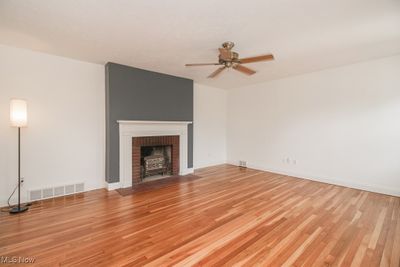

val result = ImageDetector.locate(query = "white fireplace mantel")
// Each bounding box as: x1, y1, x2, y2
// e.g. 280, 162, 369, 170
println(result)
117, 120, 193, 125
118, 120, 193, 188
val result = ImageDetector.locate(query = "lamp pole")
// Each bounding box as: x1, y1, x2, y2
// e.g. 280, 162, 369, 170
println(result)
9, 99, 29, 214
18, 127, 21, 210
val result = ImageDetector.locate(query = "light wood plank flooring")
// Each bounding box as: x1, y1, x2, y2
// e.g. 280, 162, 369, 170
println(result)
1, 165, 399, 266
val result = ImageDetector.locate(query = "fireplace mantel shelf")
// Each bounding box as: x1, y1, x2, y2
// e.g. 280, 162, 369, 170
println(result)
117, 120, 192, 125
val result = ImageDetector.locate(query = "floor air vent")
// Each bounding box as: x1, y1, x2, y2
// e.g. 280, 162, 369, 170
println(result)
29, 189, 42, 201
54, 186, 64, 197
65, 184, 75, 195
28, 183, 85, 201
75, 183, 84, 193
42, 188, 54, 199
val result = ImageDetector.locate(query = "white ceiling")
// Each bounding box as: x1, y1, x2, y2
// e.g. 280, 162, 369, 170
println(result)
1, 0, 399, 89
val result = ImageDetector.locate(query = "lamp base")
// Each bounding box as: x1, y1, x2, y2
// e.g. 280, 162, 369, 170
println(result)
9, 205, 29, 214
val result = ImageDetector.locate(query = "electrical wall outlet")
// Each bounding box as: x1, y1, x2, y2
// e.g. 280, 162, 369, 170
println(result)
282, 157, 297, 165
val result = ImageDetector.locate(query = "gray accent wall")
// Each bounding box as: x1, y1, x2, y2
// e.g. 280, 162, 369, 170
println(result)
105, 62, 193, 183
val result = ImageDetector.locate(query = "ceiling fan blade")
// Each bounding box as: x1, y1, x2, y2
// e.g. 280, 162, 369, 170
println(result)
208, 66, 226, 78
233, 64, 256, 75
185, 63, 221, 66
239, 54, 274, 64
219, 48, 232, 61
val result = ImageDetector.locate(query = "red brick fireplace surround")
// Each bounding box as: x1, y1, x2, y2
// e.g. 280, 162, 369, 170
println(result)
132, 135, 179, 184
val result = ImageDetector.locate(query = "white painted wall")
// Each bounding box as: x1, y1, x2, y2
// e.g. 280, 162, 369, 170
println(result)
193, 83, 227, 168
227, 55, 400, 196
2, 43, 397, 206
0, 45, 105, 206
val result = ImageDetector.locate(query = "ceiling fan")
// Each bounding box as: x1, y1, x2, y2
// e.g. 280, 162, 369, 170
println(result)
185, 41, 274, 78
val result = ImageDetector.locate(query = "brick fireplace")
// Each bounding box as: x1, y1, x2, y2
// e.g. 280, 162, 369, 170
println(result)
132, 135, 179, 184
117, 120, 193, 188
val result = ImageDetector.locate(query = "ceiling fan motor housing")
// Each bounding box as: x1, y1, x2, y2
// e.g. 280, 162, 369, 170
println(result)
222, 41, 235, 49
219, 51, 239, 67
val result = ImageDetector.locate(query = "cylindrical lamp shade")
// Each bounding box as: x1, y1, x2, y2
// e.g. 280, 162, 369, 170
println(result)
10, 99, 28, 127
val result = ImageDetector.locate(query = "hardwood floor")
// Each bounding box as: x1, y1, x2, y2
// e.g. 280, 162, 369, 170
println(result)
1, 165, 399, 266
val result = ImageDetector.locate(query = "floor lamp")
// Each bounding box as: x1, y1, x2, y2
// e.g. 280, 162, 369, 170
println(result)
9, 99, 29, 214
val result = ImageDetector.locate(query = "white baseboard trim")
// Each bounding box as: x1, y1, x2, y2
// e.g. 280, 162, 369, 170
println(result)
106, 182, 121, 191
227, 160, 400, 197
180, 168, 194, 175
194, 160, 227, 170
